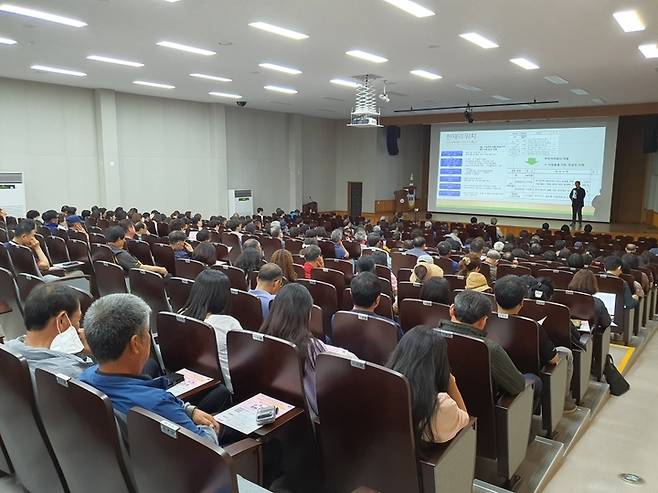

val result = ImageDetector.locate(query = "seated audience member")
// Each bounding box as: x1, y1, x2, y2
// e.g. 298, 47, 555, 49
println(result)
387, 326, 469, 446
437, 241, 459, 273
529, 243, 542, 256
469, 237, 485, 256
331, 229, 349, 260
567, 253, 585, 269
457, 254, 481, 278
26, 209, 42, 227
235, 247, 265, 280
437, 290, 526, 397
367, 233, 391, 266
444, 230, 464, 250
106, 226, 167, 275
66, 215, 88, 239
179, 270, 243, 393
372, 250, 397, 293
260, 284, 354, 417
410, 257, 444, 284
583, 224, 593, 233
249, 263, 283, 319
490, 218, 503, 239
406, 236, 428, 257
41, 210, 59, 233
134, 222, 149, 241
227, 218, 243, 239
557, 247, 572, 260
567, 270, 612, 333
303, 244, 324, 279
484, 250, 501, 280
7, 220, 51, 273
604, 256, 639, 309
622, 253, 650, 294
191, 242, 217, 267
4, 284, 91, 377
543, 250, 558, 261
493, 241, 505, 253
118, 219, 136, 240
419, 278, 452, 305
169, 231, 193, 260
81, 294, 230, 444
242, 238, 263, 257
356, 255, 375, 274
271, 249, 297, 283
624, 243, 637, 255
465, 272, 491, 293
495, 275, 575, 412
195, 228, 210, 243
348, 271, 401, 332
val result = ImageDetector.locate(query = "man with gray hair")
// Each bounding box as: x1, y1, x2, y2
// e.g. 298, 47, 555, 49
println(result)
484, 250, 501, 280
331, 228, 349, 259
80, 294, 228, 445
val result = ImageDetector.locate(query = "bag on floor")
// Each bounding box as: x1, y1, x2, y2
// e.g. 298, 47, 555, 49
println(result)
604, 354, 630, 396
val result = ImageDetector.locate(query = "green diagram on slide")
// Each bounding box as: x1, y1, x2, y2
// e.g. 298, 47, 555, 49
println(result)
526, 157, 538, 165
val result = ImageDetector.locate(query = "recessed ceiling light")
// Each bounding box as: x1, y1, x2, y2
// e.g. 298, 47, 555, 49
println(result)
164, 0, 181, 2
410, 69, 442, 80
381, 0, 435, 18
330, 78, 361, 88
613, 10, 645, 33
0, 4, 86, 27
209, 91, 242, 99
264, 85, 298, 95
156, 41, 215, 56
133, 80, 175, 89
0, 36, 16, 44
87, 55, 143, 67
510, 57, 539, 70
459, 32, 498, 49
491, 95, 511, 101
345, 50, 388, 63
570, 88, 589, 95
258, 63, 302, 75
31, 64, 86, 77
190, 73, 232, 82
544, 75, 569, 85
456, 83, 482, 91
639, 43, 658, 59
248, 21, 308, 40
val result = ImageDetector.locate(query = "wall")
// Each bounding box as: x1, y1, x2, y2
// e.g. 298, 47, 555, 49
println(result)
0, 78, 100, 212
301, 116, 337, 211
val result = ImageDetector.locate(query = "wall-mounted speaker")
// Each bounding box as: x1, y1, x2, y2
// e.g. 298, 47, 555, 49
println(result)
386, 125, 401, 156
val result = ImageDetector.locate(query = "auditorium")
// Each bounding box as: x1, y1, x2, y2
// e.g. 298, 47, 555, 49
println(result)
1, 1, 658, 492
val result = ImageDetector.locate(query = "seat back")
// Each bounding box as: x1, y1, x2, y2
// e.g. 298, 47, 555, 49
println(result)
156, 312, 221, 378
66, 238, 92, 264
212, 264, 248, 291
318, 239, 336, 259
230, 289, 263, 331
397, 281, 423, 301
0, 243, 15, 275
260, 237, 284, 261
0, 267, 25, 339
316, 353, 420, 493
342, 289, 393, 319
127, 407, 237, 493
332, 311, 398, 365
296, 279, 337, 336
322, 258, 354, 284
45, 236, 70, 264
220, 232, 241, 251
91, 243, 116, 263
129, 269, 171, 333
309, 304, 324, 339
126, 239, 155, 266
151, 243, 176, 276
165, 276, 194, 312
433, 256, 455, 275
595, 275, 626, 326
444, 274, 467, 291
397, 268, 413, 282
552, 289, 596, 321
70, 286, 94, 319
496, 264, 532, 278
213, 243, 230, 262
537, 269, 574, 289
34, 369, 135, 493
285, 238, 303, 255
16, 273, 45, 304
519, 299, 571, 347
88, 233, 106, 245
0, 347, 67, 492
175, 258, 206, 280
311, 267, 345, 305
93, 260, 128, 297
8, 244, 41, 277
227, 330, 306, 408
391, 252, 418, 276
485, 314, 540, 374
399, 299, 451, 333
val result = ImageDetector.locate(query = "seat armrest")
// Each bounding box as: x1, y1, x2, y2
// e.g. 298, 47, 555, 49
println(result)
45, 267, 66, 277
494, 384, 533, 479
540, 355, 568, 437
224, 438, 263, 485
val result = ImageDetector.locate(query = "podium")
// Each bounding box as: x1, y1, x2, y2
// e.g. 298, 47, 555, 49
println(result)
394, 190, 414, 213
303, 201, 318, 214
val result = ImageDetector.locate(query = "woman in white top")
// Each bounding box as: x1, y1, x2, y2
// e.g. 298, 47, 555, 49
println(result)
179, 269, 243, 393
387, 326, 469, 448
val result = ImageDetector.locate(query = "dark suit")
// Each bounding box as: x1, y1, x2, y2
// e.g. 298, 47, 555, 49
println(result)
570, 187, 586, 223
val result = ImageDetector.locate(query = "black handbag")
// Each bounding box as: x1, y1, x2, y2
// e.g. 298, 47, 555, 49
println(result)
604, 354, 630, 396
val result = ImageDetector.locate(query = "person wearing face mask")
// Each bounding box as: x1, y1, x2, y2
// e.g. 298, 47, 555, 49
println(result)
3, 284, 92, 379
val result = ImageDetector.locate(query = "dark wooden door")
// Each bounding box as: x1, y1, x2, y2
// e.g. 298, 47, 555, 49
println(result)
348, 182, 363, 218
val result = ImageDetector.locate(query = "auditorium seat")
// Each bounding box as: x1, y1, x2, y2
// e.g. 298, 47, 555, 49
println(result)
90, 243, 115, 263
323, 258, 354, 284
293, 263, 305, 281
151, 243, 176, 277
129, 268, 171, 333
309, 304, 324, 338
45, 236, 70, 264
391, 252, 418, 276
378, 276, 394, 298
331, 311, 398, 365
496, 264, 532, 279
537, 269, 574, 290
433, 256, 456, 275
0, 346, 67, 493
212, 264, 248, 291
213, 243, 230, 262
318, 239, 336, 259
34, 368, 136, 493
230, 289, 263, 331
9, 243, 62, 278
397, 281, 423, 302
596, 274, 634, 345
316, 353, 477, 493
399, 299, 451, 333
93, 260, 128, 297
0, 243, 16, 275
486, 313, 568, 437
88, 232, 107, 245
342, 289, 393, 320
397, 268, 413, 282
444, 274, 467, 291
175, 258, 206, 280
297, 278, 337, 337
165, 276, 194, 312
66, 238, 92, 265
221, 232, 241, 252
342, 240, 361, 260
311, 267, 345, 305
284, 238, 303, 255
260, 236, 284, 261
127, 239, 155, 265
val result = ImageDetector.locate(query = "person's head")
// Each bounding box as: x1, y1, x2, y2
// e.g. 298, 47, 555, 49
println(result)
437, 241, 451, 256
23, 284, 81, 346
271, 249, 297, 282
493, 241, 504, 253
350, 272, 381, 310
303, 244, 323, 267
568, 269, 599, 295
465, 272, 491, 292
42, 210, 58, 225
419, 278, 451, 304
469, 237, 485, 254
236, 247, 264, 274
84, 294, 151, 373
330, 229, 343, 244
410, 259, 444, 283
412, 236, 426, 249
575, 181, 581, 188
356, 255, 375, 273
118, 219, 136, 239
227, 218, 242, 232
541, 222, 550, 231
528, 277, 554, 301
256, 263, 284, 294
367, 233, 382, 248
450, 290, 491, 330
191, 242, 217, 266
242, 238, 262, 253
458, 253, 481, 276
529, 243, 542, 256
270, 225, 282, 239
625, 243, 637, 255
386, 326, 451, 452
604, 255, 623, 276
105, 225, 126, 248
486, 250, 501, 264
168, 230, 187, 251
560, 224, 571, 234
180, 270, 231, 320
584, 224, 593, 233
490, 218, 498, 226
134, 222, 148, 237
567, 253, 584, 269
542, 250, 557, 261
26, 209, 40, 221
621, 253, 639, 272
11, 219, 37, 246
511, 248, 527, 260
494, 275, 526, 315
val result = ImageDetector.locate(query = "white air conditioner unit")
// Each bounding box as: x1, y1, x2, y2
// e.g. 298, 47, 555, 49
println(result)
228, 189, 254, 217
0, 172, 26, 217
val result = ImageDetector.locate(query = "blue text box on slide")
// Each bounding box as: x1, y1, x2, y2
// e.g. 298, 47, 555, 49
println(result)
441, 150, 463, 157
439, 190, 461, 197
440, 158, 463, 167
439, 168, 462, 175
439, 176, 461, 183
439, 183, 461, 190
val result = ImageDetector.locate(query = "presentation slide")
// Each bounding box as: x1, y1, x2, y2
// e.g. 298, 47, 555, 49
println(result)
428, 119, 619, 222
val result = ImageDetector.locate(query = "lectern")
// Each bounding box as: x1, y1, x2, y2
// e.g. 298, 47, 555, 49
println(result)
303, 201, 318, 214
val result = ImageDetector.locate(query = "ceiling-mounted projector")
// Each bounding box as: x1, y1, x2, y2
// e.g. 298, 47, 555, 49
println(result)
348, 74, 383, 128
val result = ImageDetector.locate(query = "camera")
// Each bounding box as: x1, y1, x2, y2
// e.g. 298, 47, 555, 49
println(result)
236, 101, 247, 107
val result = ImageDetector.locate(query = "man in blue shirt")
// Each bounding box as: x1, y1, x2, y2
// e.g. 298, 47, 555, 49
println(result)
331, 229, 350, 260
169, 230, 193, 260
406, 236, 428, 257
80, 293, 225, 445
249, 263, 283, 319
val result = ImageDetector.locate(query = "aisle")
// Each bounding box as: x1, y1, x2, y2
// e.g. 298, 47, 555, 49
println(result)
544, 333, 658, 492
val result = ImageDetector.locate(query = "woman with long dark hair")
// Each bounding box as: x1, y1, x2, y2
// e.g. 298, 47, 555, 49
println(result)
260, 283, 353, 417
180, 270, 242, 392
235, 247, 264, 280
387, 326, 469, 450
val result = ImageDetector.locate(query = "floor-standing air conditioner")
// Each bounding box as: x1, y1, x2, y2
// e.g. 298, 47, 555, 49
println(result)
0, 172, 26, 218
228, 189, 254, 217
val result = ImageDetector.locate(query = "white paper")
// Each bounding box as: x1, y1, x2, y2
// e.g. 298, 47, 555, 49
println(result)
167, 368, 213, 397
214, 393, 295, 435
578, 320, 591, 333
593, 292, 618, 327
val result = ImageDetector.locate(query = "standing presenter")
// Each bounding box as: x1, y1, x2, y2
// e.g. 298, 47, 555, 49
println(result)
569, 181, 586, 226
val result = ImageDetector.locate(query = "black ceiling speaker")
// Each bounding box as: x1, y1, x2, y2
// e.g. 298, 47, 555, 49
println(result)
386, 125, 401, 156
643, 115, 658, 154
